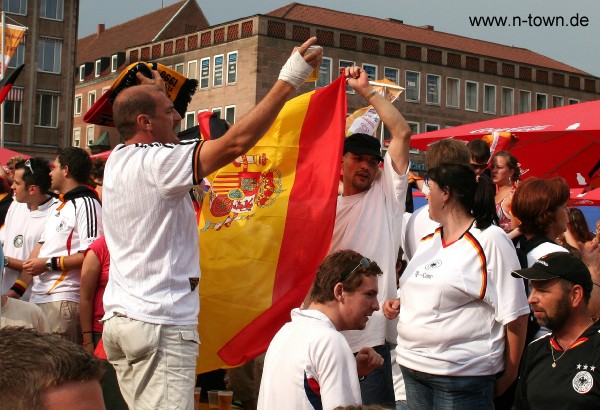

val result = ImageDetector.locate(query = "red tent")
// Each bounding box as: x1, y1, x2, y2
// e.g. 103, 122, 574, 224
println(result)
90, 150, 111, 160
570, 187, 600, 207
0, 147, 30, 165
410, 100, 600, 188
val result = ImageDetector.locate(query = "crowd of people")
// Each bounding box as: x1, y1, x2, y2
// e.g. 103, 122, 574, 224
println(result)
1, 36, 600, 410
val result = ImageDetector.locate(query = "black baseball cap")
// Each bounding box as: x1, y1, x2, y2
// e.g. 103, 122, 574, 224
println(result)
512, 252, 593, 294
343, 133, 384, 162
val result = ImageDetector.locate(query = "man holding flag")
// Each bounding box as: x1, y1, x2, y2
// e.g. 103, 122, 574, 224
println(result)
101, 38, 322, 409
332, 66, 412, 406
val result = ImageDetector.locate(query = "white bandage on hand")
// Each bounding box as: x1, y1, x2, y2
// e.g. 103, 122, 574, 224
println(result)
278, 50, 314, 89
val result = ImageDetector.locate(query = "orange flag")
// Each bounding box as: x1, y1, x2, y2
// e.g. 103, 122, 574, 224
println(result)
196, 76, 347, 373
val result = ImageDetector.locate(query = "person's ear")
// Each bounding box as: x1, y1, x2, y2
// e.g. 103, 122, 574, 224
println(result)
334, 282, 344, 301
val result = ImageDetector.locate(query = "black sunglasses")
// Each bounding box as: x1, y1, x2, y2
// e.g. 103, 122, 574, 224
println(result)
339, 257, 372, 283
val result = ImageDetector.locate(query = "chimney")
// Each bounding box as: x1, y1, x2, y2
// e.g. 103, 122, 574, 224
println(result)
97, 24, 105, 36
419, 25, 434, 31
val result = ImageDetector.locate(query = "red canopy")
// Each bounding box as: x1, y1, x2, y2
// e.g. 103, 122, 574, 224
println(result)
0, 147, 30, 165
410, 100, 600, 188
570, 187, 600, 207
90, 150, 111, 160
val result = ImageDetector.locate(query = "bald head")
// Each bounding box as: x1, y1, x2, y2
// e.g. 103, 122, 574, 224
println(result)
113, 85, 163, 140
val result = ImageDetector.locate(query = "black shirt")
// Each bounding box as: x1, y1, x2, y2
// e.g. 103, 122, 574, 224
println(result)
515, 320, 600, 409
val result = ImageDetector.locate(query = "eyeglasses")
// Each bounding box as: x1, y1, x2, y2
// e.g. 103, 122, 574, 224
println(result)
339, 257, 372, 283
24, 159, 34, 176
470, 162, 488, 170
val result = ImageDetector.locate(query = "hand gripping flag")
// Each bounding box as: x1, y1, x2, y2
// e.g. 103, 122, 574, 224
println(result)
197, 76, 347, 372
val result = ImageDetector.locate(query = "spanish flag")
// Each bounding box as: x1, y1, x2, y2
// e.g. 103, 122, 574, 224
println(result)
197, 76, 347, 372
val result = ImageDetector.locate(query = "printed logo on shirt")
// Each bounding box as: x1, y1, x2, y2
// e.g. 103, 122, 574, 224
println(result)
189, 277, 199, 291
424, 260, 442, 270
56, 219, 68, 232
13, 235, 23, 248
573, 365, 595, 394
413, 270, 434, 280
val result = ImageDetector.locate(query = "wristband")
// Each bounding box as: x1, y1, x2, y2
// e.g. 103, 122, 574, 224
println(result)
10, 281, 27, 297
278, 50, 314, 89
59, 256, 65, 271
366, 89, 378, 100
51, 257, 60, 271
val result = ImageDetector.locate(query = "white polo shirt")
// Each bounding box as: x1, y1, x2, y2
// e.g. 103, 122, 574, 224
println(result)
397, 224, 529, 376
0, 197, 54, 300
102, 140, 203, 326
31, 188, 103, 304
258, 308, 361, 409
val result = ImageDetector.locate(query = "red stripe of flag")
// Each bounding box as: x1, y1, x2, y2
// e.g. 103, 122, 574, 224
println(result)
0, 64, 25, 105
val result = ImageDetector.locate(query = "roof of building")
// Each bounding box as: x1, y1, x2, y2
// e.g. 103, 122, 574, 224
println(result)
267, 3, 590, 76
77, 0, 207, 66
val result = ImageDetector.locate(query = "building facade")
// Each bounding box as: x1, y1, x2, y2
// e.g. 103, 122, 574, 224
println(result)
78, 3, 600, 163
2, 0, 78, 158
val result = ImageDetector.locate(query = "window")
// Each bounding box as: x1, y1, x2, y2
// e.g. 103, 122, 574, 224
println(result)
185, 60, 198, 81
41, 0, 63, 20
36, 90, 59, 127
483, 84, 496, 114
446, 78, 459, 108
405, 71, 420, 102
425, 124, 440, 132
426, 74, 440, 105
553, 95, 564, 107
212, 108, 222, 118
568, 98, 579, 105
88, 91, 96, 109
384, 67, 399, 85
227, 52, 238, 85
317, 57, 332, 88
339, 60, 355, 94
111, 55, 118, 72
465, 81, 478, 111
38, 38, 62, 73
200, 58, 210, 89
362, 64, 378, 81
3, 0, 26, 14
501, 87, 514, 115
185, 112, 196, 129
102, 86, 110, 95
73, 128, 80, 147
536, 93, 548, 110
407, 121, 420, 135
74, 94, 82, 116
213, 55, 224, 87
518, 90, 531, 113
225, 105, 236, 125
95, 60, 101, 77
86, 126, 95, 146
79, 64, 86, 82
8, 44, 25, 68
3, 87, 22, 124
174, 63, 184, 75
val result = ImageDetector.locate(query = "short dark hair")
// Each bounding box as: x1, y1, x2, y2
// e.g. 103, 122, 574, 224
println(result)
57, 147, 92, 184
466, 139, 491, 164
91, 158, 106, 180
309, 249, 382, 304
15, 157, 52, 192
511, 177, 570, 236
0, 327, 105, 410
113, 85, 162, 140
425, 139, 470, 169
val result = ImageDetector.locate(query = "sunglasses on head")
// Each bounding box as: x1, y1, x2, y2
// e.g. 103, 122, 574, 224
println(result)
339, 257, 372, 283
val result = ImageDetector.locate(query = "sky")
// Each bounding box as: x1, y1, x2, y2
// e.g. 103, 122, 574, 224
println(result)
79, 0, 600, 77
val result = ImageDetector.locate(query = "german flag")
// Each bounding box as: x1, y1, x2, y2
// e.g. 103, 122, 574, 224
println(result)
0, 64, 24, 105
197, 75, 347, 372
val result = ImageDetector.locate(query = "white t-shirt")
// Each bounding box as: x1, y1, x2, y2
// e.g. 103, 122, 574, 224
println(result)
0, 198, 54, 301
402, 204, 440, 261
331, 153, 408, 352
258, 308, 361, 410
31, 189, 103, 304
102, 140, 202, 325
0, 297, 50, 332
396, 224, 529, 376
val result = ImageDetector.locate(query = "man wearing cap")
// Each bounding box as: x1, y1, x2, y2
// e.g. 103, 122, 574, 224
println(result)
513, 252, 600, 409
330, 66, 411, 406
